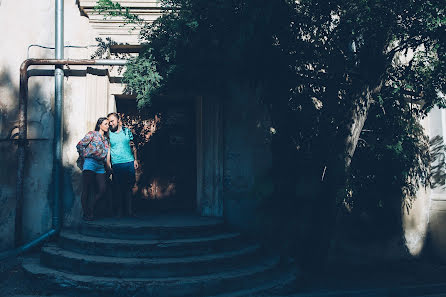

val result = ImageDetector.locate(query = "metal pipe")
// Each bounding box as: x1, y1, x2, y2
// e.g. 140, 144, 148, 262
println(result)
53, 0, 64, 235
8, 58, 126, 259
96, 59, 129, 66
0, 230, 56, 260
55, 0, 64, 61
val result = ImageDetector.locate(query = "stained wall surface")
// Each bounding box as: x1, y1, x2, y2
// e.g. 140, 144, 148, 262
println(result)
0, 0, 122, 250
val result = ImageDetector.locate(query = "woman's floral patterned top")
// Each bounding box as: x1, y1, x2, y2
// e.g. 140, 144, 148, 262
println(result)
76, 131, 110, 162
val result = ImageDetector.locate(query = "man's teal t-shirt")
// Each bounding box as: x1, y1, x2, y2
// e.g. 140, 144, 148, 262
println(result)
109, 127, 134, 165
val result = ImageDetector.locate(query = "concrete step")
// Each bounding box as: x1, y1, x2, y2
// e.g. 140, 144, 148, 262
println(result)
24, 215, 294, 296
79, 215, 225, 240
40, 243, 261, 278
58, 230, 244, 258
23, 255, 284, 297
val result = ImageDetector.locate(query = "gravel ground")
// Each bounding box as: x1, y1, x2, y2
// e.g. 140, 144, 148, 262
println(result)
0, 256, 47, 297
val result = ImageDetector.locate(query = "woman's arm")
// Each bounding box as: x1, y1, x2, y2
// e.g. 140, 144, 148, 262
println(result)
76, 131, 94, 156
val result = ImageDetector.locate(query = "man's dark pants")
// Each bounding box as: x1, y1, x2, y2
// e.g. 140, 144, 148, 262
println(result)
112, 161, 135, 216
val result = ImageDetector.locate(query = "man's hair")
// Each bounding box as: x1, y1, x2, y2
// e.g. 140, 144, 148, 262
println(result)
107, 112, 120, 120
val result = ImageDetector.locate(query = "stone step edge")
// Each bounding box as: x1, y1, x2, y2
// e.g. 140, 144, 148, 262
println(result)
60, 230, 241, 245
23, 255, 279, 285
80, 219, 224, 231
78, 222, 227, 240
81, 216, 224, 228
42, 243, 260, 265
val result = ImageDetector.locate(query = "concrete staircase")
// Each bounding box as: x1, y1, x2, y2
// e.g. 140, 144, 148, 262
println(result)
22, 215, 295, 297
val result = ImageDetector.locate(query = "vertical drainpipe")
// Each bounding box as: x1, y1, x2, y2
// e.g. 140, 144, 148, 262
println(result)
53, 0, 64, 232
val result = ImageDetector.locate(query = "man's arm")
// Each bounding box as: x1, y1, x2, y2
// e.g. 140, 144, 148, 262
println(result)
106, 150, 112, 172
126, 128, 139, 170
130, 140, 139, 170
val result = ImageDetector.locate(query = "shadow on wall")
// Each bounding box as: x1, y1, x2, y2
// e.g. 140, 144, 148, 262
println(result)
0, 69, 18, 251
61, 81, 82, 227
0, 67, 56, 250
0, 69, 19, 140
1, 65, 123, 245
430, 135, 446, 189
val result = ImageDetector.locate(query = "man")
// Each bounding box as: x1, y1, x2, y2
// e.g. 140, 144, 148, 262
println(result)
107, 112, 139, 217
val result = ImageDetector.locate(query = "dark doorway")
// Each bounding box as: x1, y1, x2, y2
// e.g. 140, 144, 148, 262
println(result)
115, 95, 196, 214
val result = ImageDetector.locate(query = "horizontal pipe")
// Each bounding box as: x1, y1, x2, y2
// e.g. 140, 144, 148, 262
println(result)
21, 59, 127, 70
9, 58, 127, 260
96, 59, 128, 66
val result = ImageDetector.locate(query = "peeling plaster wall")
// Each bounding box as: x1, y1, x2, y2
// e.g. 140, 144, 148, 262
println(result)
0, 0, 114, 250
0, 143, 17, 249
0, 0, 56, 250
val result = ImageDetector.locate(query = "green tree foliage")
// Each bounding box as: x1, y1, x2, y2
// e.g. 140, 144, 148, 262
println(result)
96, 0, 445, 270
123, 56, 163, 109
95, 0, 144, 24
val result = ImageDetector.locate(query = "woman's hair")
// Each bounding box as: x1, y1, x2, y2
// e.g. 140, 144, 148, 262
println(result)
94, 117, 109, 138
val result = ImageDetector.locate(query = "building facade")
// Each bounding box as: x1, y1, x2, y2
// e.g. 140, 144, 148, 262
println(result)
0, 0, 272, 251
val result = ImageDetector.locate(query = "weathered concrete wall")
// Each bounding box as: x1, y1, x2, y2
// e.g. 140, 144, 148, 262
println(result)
331, 185, 432, 266
403, 187, 431, 257
0, 142, 17, 250
400, 117, 431, 257
196, 95, 224, 216
0, 0, 57, 249
330, 115, 432, 264
222, 82, 273, 233
426, 107, 446, 262
0, 0, 119, 250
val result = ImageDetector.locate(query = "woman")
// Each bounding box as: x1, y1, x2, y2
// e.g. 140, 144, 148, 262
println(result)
76, 117, 111, 220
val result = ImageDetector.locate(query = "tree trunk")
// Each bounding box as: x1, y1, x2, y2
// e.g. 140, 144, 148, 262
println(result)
299, 81, 384, 278
344, 82, 383, 169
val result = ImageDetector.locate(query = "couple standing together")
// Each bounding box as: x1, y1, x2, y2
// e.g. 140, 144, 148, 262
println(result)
76, 113, 139, 221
